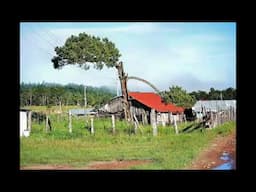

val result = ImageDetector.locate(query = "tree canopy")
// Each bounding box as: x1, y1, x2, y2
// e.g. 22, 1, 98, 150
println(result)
162, 86, 196, 108
189, 87, 236, 100
51, 32, 132, 121
52, 33, 121, 70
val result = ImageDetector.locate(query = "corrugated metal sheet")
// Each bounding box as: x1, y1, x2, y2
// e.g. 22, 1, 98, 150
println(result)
128, 92, 184, 113
192, 100, 236, 112
69, 108, 96, 115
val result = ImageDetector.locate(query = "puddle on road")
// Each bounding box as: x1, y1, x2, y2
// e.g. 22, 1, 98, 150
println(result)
212, 152, 235, 170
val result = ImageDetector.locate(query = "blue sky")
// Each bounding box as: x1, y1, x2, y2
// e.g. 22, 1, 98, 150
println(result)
20, 22, 236, 93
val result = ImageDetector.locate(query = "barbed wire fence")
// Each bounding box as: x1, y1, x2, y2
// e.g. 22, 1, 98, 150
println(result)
203, 106, 236, 129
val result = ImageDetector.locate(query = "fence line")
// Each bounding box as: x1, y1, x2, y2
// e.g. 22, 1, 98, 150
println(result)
203, 107, 236, 128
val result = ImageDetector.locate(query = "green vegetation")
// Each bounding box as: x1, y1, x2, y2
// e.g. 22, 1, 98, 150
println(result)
20, 113, 235, 169
162, 86, 236, 108
162, 85, 196, 108
20, 82, 115, 107
52, 33, 121, 70
189, 87, 236, 101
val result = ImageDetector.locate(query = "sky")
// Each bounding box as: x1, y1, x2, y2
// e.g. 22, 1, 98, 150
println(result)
20, 22, 236, 93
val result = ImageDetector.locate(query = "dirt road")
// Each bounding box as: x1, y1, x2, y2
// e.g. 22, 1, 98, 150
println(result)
187, 131, 236, 170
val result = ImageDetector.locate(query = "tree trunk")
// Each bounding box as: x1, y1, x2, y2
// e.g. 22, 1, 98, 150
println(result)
116, 62, 131, 122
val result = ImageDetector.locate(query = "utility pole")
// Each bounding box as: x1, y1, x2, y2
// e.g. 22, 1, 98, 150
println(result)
84, 85, 87, 108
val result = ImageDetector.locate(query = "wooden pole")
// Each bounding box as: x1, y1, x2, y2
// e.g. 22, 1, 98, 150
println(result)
151, 109, 157, 136
142, 113, 145, 125
133, 114, 138, 134
183, 113, 186, 123
143, 110, 148, 125
91, 117, 94, 134
174, 115, 178, 134
59, 101, 62, 113
68, 111, 72, 133
112, 115, 115, 134
168, 112, 172, 125
133, 114, 143, 134
229, 107, 232, 121
28, 111, 32, 132
45, 115, 49, 132
152, 122, 157, 136
85, 115, 89, 129
84, 85, 87, 108
134, 121, 138, 134
161, 114, 166, 127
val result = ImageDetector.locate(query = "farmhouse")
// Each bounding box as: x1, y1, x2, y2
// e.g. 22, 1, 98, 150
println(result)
100, 92, 184, 125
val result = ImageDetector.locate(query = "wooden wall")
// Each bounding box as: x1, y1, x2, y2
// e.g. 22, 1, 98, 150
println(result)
100, 96, 185, 125
100, 96, 123, 114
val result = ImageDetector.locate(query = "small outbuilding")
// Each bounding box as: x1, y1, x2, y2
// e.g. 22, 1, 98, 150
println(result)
100, 92, 184, 125
20, 109, 32, 137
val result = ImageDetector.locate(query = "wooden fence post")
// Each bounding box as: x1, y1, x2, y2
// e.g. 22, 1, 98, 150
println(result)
134, 120, 138, 134
168, 112, 172, 125
151, 109, 157, 136
133, 114, 138, 134
45, 115, 49, 132
174, 115, 178, 134
133, 114, 143, 134
112, 115, 115, 134
161, 114, 166, 127
68, 111, 72, 133
183, 113, 186, 123
91, 117, 94, 134
28, 111, 32, 132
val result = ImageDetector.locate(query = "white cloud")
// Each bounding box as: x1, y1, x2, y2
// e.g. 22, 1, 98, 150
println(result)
45, 23, 180, 47
21, 23, 235, 92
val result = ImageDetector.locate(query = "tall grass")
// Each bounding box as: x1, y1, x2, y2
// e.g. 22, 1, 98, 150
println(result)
20, 113, 235, 169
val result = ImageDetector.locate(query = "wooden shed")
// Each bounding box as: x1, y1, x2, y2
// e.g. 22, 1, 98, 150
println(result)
100, 92, 184, 125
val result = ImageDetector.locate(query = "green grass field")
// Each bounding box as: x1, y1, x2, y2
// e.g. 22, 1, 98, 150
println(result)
20, 111, 235, 169
21, 105, 80, 114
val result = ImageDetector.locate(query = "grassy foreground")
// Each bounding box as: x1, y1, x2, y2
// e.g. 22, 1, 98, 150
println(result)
20, 113, 235, 169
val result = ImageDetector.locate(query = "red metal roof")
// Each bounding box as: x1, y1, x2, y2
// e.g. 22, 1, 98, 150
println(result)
128, 92, 184, 113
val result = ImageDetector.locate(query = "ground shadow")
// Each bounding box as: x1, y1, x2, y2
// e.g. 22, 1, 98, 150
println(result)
182, 122, 204, 133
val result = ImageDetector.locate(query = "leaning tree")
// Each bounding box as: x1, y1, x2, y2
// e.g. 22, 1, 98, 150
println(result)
51, 33, 132, 121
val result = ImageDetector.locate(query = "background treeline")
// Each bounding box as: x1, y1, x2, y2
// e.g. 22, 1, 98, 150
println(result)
20, 82, 115, 107
20, 82, 236, 108
189, 87, 236, 101
162, 86, 236, 108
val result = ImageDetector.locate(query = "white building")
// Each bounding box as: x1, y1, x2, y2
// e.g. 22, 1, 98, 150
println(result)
192, 100, 236, 113
20, 109, 31, 137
